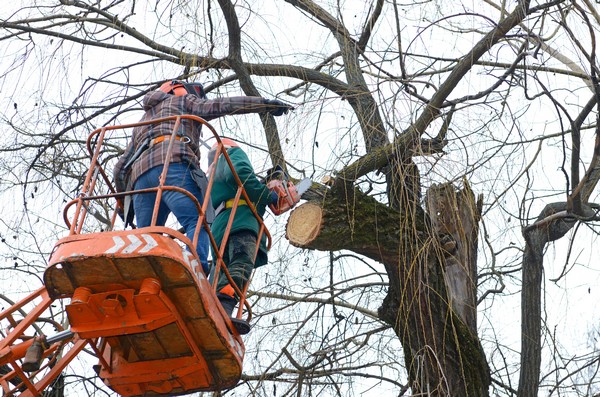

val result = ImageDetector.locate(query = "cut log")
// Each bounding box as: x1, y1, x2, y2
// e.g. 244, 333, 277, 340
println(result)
286, 202, 323, 246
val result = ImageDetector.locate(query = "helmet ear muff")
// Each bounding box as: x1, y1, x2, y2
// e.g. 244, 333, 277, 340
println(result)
182, 83, 207, 99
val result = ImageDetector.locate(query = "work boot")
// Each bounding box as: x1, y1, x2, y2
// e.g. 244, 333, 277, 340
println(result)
217, 293, 251, 335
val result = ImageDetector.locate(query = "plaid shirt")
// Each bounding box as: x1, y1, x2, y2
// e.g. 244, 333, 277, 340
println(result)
113, 90, 273, 192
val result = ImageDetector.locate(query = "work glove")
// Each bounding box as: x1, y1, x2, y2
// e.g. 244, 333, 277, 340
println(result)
270, 190, 280, 205
264, 99, 294, 116
262, 165, 285, 183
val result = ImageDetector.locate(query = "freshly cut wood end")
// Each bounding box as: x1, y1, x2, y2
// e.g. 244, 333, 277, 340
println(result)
286, 202, 323, 246
321, 175, 334, 186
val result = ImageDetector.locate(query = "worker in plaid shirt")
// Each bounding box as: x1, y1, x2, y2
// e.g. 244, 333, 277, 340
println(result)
113, 80, 293, 274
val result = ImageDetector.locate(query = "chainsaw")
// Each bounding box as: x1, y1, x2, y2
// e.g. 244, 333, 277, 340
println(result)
264, 166, 311, 215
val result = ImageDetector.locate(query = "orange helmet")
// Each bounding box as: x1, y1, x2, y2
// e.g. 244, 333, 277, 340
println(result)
208, 138, 239, 165
159, 80, 207, 98
218, 138, 239, 149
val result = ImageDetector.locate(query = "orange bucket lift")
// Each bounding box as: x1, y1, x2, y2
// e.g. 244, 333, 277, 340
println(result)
0, 115, 270, 396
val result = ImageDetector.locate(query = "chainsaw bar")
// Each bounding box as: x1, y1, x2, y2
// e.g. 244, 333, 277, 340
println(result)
295, 178, 312, 197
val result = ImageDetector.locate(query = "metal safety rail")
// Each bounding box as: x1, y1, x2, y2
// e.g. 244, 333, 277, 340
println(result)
0, 115, 271, 396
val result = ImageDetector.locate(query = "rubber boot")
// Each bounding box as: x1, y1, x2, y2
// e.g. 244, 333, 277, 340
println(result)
217, 293, 251, 335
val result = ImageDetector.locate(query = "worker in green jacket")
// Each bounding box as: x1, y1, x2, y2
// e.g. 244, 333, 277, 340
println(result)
207, 138, 279, 334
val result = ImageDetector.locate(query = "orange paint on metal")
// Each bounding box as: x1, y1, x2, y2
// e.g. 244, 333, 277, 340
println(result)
0, 116, 270, 396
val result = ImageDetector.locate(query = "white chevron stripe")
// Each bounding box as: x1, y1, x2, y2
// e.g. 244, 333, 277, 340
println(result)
105, 236, 125, 254
182, 249, 192, 266
138, 234, 158, 253
122, 235, 142, 254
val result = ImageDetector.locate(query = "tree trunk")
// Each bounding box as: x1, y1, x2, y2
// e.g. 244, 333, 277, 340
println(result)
286, 182, 489, 396
518, 202, 590, 397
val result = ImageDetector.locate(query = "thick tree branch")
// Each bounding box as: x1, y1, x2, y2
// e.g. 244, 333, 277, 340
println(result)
337, 1, 532, 184
217, 0, 286, 168
358, 0, 384, 49
285, 0, 389, 156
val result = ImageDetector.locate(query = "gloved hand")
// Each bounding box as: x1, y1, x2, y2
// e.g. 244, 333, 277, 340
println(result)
264, 99, 294, 116
270, 190, 279, 205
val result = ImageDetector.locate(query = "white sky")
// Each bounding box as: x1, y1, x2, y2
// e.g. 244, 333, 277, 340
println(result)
1, 1, 600, 395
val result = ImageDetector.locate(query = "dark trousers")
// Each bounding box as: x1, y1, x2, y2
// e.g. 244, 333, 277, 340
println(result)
216, 230, 257, 299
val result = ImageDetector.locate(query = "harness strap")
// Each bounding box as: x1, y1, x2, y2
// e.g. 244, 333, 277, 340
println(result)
225, 199, 248, 208
215, 199, 248, 218
149, 135, 190, 147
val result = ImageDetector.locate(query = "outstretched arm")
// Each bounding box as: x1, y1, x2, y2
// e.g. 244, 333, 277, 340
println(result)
186, 96, 293, 120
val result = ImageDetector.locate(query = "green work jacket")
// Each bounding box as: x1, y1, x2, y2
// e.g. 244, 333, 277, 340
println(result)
210, 147, 271, 267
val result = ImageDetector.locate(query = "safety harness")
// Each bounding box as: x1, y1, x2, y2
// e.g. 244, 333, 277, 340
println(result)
121, 134, 215, 227
214, 199, 248, 218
